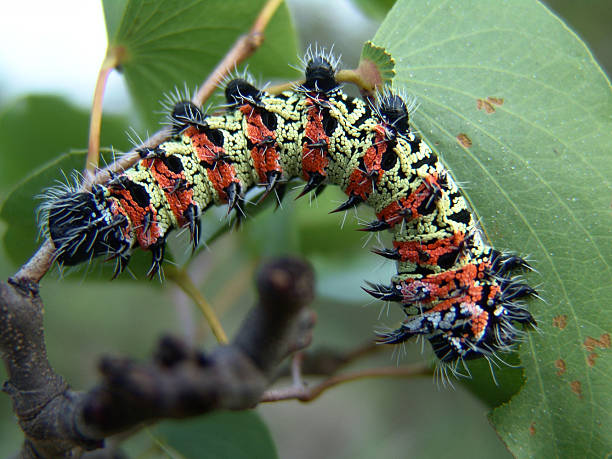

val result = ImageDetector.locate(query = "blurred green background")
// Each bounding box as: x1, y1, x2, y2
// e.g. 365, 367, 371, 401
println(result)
0, 0, 609, 457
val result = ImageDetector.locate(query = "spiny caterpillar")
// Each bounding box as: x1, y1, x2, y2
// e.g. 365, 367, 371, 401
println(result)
41, 48, 536, 372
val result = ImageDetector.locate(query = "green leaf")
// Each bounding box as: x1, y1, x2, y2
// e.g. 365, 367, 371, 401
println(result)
153, 411, 278, 459
102, 0, 129, 40
0, 95, 128, 197
352, 0, 396, 20
103, 0, 299, 127
373, 0, 612, 457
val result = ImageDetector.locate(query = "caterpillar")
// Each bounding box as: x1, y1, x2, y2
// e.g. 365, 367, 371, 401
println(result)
41, 49, 536, 372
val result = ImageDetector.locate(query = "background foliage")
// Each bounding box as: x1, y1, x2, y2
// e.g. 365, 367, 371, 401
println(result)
0, 0, 610, 457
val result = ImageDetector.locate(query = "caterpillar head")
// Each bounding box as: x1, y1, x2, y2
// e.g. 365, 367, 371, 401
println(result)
45, 186, 132, 266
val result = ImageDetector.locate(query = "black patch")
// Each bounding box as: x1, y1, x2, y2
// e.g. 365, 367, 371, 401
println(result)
163, 154, 184, 174
408, 136, 422, 154
344, 97, 357, 114
411, 153, 437, 171
416, 191, 437, 215
381, 148, 398, 171
437, 249, 461, 270
171, 101, 204, 133
261, 110, 277, 131
205, 128, 225, 148
126, 182, 151, 208
410, 264, 436, 277
352, 109, 370, 129
449, 208, 472, 225
322, 112, 337, 137
378, 94, 409, 135
225, 78, 262, 106
303, 56, 338, 93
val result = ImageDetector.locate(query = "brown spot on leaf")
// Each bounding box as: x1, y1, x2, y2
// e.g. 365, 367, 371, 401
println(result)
570, 380, 582, 398
456, 133, 472, 148
529, 422, 536, 436
476, 98, 495, 113
587, 353, 598, 367
552, 315, 567, 329
555, 359, 566, 376
584, 333, 610, 352
476, 97, 503, 114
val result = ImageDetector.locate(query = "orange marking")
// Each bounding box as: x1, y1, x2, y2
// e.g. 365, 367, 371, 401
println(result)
470, 309, 488, 339
240, 105, 281, 183
146, 158, 195, 227
302, 99, 330, 180
394, 232, 464, 265
185, 126, 240, 202
399, 261, 491, 305
110, 188, 160, 249
376, 173, 439, 227
345, 128, 387, 200
186, 126, 224, 164
206, 162, 240, 202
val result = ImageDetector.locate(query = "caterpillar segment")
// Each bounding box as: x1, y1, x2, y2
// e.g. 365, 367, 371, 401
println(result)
44, 50, 535, 369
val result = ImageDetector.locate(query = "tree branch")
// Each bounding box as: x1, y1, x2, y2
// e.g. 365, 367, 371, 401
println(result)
1, 258, 315, 458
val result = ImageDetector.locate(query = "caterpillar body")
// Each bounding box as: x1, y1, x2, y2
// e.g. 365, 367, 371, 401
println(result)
43, 51, 536, 369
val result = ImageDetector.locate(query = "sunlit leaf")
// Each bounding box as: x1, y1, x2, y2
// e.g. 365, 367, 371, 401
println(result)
372, 0, 612, 456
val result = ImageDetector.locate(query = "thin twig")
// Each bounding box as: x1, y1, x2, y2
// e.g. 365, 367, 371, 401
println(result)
165, 265, 228, 345
291, 352, 304, 388
261, 364, 432, 403
85, 48, 123, 179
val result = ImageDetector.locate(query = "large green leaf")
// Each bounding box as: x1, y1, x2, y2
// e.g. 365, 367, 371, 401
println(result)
372, 0, 612, 457
153, 411, 278, 459
103, 0, 299, 128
